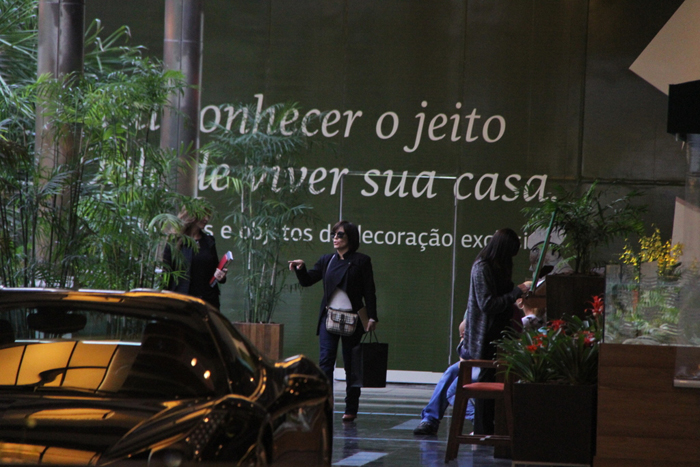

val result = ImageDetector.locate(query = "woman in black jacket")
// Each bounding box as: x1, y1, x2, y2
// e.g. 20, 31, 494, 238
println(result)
288, 220, 378, 422
163, 207, 228, 309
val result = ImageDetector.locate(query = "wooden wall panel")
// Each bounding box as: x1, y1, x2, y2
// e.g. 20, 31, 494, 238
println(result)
594, 344, 700, 467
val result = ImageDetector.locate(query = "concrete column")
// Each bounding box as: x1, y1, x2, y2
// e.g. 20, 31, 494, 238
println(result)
161, 0, 204, 197
686, 134, 700, 208
35, 0, 85, 169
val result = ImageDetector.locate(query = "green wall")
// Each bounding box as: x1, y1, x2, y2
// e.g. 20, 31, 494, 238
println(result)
87, 0, 687, 372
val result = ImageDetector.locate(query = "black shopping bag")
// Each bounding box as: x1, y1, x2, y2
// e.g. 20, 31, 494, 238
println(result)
350, 331, 388, 388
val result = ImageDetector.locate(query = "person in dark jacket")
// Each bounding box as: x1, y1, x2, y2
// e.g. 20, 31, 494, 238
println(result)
163, 207, 227, 309
288, 220, 378, 422
465, 228, 530, 435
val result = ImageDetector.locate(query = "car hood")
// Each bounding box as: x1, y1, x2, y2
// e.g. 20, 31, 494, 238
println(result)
0, 394, 217, 464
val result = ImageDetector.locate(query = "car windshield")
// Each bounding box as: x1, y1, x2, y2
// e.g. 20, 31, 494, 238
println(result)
0, 305, 228, 398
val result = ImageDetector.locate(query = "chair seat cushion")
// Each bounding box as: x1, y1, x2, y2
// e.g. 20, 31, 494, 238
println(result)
463, 382, 504, 392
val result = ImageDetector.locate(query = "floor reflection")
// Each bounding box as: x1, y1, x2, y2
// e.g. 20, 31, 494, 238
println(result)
341, 421, 359, 459
331, 382, 511, 467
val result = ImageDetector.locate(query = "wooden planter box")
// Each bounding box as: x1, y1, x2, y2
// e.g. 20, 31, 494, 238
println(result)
546, 274, 605, 320
511, 383, 597, 465
234, 322, 284, 360
595, 344, 700, 467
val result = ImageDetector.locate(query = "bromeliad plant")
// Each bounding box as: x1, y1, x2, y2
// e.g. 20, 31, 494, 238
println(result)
497, 295, 603, 385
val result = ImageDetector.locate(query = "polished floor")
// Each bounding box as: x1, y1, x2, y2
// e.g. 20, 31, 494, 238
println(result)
331, 381, 512, 467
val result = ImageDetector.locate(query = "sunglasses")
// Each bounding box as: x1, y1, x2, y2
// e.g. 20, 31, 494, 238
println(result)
331, 231, 346, 239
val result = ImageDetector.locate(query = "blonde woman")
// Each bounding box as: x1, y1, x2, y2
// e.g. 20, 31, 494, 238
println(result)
163, 207, 228, 309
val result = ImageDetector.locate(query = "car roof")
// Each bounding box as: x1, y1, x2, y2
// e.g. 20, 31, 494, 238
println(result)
0, 287, 215, 319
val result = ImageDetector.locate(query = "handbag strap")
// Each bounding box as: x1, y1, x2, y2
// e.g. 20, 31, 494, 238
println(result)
323, 254, 335, 294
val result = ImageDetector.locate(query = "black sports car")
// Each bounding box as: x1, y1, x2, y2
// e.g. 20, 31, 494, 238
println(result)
0, 288, 332, 466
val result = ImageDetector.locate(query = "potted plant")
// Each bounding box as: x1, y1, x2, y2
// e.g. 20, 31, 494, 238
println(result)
522, 181, 646, 320
497, 295, 603, 465
606, 227, 686, 344
203, 103, 315, 359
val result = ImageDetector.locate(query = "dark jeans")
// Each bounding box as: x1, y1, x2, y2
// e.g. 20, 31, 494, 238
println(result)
319, 316, 364, 415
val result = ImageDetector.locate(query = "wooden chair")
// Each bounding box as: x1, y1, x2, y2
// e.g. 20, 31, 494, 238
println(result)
444, 359, 512, 462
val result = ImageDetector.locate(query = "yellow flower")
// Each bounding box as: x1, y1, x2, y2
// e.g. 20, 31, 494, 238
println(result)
620, 227, 683, 278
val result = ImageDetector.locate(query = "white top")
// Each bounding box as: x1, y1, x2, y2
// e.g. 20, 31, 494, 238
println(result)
328, 288, 353, 311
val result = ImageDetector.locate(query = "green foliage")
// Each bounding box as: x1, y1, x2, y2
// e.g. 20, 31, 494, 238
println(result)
522, 181, 646, 274
604, 263, 689, 345
497, 296, 603, 385
0, 12, 194, 290
0, 0, 37, 155
203, 103, 315, 322
0, 0, 37, 86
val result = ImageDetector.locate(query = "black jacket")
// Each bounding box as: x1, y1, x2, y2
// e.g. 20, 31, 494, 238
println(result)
163, 234, 225, 308
295, 251, 378, 335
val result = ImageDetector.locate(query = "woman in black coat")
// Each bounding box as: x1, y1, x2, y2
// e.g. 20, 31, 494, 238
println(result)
288, 220, 378, 422
163, 207, 228, 309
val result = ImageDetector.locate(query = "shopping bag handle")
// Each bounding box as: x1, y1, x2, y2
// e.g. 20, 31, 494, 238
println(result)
361, 330, 380, 343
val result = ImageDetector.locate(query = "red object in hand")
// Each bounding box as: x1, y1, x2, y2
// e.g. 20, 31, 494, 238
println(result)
210, 251, 233, 287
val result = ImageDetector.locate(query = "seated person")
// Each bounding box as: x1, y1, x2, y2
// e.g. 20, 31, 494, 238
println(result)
520, 232, 572, 324
517, 297, 546, 331
413, 320, 475, 436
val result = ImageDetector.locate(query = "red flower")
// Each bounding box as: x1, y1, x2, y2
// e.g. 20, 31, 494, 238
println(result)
530, 333, 546, 348
526, 344, 539, 353
549, 319, 566, 331
587, 295, 604, 317
580, 331, 596, 347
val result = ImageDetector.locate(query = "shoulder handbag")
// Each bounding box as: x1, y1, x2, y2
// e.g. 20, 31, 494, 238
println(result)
325, 307, 358, 336
323, 254, 359, 336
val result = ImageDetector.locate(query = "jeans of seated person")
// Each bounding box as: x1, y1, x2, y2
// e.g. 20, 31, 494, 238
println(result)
420, 362, 475, 427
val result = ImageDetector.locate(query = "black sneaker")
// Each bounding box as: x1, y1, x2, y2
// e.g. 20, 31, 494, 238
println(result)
413, 420, 439, 435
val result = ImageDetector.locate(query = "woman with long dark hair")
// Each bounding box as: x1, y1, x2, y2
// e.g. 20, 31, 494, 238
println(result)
465, 228, 530, 434
288, 220, 378, 422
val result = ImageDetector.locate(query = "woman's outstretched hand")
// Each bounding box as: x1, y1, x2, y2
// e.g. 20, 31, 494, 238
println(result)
288, 259, 305, 271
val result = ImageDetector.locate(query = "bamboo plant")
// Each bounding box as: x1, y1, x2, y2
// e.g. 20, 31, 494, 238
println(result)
0, 4, 193, 290
522, 181, 646, 274
203, 103, 315, 323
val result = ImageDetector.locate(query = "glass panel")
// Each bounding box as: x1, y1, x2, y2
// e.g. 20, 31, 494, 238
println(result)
674, 346, 700, 389
208, 313, 259, 396
605, 264, 700, 346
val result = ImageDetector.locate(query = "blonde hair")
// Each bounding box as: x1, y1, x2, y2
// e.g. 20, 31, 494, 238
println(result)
177, 205, 212, 238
